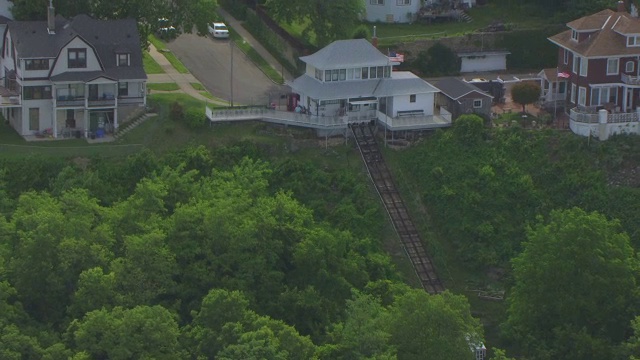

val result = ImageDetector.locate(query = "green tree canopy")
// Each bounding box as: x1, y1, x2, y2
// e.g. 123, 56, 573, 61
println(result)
266, 0, 364, 46
505, 208, 640, 359
510, 82, 541, 114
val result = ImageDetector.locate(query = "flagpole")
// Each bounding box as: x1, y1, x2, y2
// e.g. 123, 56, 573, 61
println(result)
554, 69, 558, 123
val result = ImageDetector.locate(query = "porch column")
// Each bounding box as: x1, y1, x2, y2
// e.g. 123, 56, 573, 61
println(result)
52, 109, 57, 138
623, 86, 628, 113
113, 110, 118, 131
84, 110, 89, 138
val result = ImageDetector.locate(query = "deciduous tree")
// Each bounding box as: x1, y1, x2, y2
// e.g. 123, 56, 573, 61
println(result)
510, 82, 541, 114
505, 208, 640, 359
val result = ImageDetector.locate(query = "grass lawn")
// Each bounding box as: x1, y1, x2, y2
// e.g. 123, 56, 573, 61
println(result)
148, 82, 180, 91
143, 51, 164, 74
230, 28, 284, 84
148, 35, 190, 74
190, 82, 206, 91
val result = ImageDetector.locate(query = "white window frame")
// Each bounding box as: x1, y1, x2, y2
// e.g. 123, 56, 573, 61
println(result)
409, 94, 416, 103
473, 99, 482, 108
370, 0, 384, 4
606, 58, 619, 75
579, 57, 588, 77
578, 86, 587, 106
563, 49, 569, 65
628, 35, 640, 47
571, 29, 578, 41
626, 61, 635, 73
396, 0, 411, 4
572, 56, 579, 74
571, 84, 576, 104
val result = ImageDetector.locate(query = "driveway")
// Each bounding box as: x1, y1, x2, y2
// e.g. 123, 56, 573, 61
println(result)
165, 32, 288, 106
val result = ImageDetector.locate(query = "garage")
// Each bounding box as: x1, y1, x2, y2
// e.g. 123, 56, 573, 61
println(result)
458, 51, 510, 73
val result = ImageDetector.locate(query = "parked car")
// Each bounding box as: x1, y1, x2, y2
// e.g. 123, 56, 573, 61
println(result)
208, 22, 229, 39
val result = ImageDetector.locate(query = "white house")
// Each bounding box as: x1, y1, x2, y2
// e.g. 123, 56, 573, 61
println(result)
458, 51, 510, 73
0, 3, 146, 139
365, 0, 422, 23
289, 38, 450, 131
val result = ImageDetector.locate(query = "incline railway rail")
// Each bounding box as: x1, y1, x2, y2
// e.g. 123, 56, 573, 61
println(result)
351, 123, 445, 294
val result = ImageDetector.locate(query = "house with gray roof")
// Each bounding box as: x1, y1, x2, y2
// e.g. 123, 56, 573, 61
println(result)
435, 77, 492, 120
0, 2, 146, 139
288, 38, 451, 131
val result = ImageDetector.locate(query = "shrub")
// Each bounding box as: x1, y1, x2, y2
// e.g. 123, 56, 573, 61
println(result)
184, 108, 207, 129
170, 101, 184, 121
352, 25, 371, 40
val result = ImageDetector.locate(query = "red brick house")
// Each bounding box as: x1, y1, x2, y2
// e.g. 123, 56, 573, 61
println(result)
540, 1, 640, 138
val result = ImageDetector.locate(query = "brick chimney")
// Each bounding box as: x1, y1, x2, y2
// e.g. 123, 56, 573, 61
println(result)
617, 0, 627, 13
372, 25, 378, 48
47, 0, 55, 34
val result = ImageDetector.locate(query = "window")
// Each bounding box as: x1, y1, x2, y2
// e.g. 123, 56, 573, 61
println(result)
473, 99, 482, 108
590, 87, 618, 105
362, 67, 368, 79
409, 94, 416, 103
559, 81, 566, 93
370, 66, 377, 79
370, 0, 383, 4
118, 82, 128, 96
384, 66, 390, 78
628, 36, 640, 47
563, 49, 569, 65
332, 69, 339, 81
68, 48, 87, 68
626, 61, 635, 73
579, 57, 588, 76
578, 86, 586, 106
117, 53, 129, 67
339, 69, 346, 81
573, 56, 579, 74
347, 68, 354, 80
29, 108, 39, 131
571, 29, 578, 41
355, 68, 361, 79
571, 84, 576, 103
325, 70, 331, 82
315, 68, 323, 81
24, 59, 49, 70
607, 58, 619, 75
397, 0, 411, 5
23, 86, 52, 100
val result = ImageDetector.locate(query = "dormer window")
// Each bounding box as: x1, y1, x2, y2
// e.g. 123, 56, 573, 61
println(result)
25, 59, 49, 70
628, 35, 640, 47
571, 29, 578, 41
68, 48, 86, 68
117, 53, 130, 67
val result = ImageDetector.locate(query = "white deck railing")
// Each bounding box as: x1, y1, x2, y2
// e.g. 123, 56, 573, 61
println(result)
206, 106, 453, 131
570, 107, 639, 124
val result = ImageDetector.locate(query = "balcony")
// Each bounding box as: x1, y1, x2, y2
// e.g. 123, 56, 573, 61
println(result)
621, 73, 640, 85
88, 95, 116, 107
56, 95, 85, 107
118, 96, 145, 105
0, 86, 20, 107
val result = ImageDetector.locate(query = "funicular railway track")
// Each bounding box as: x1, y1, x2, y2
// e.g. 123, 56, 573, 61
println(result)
351, 123, 445, 294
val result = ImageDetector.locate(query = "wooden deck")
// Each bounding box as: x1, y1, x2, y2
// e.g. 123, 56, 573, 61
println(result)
205, 106, 453, 131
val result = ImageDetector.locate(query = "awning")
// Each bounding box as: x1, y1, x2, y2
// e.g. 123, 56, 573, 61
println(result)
348, 97, 377, 104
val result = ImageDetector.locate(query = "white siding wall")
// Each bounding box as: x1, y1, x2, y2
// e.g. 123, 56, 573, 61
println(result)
306, 64, 316, 77
20, 100, 53, 135
460, 55, 508, 73
4, 31, 15, 75
365, 1, 421, 23
391, 92, 434, 117
19, 59, 53, 79
50, 37, 102, 76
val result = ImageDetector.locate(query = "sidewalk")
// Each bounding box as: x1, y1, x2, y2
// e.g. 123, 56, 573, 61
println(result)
217, 8, 294, 82
146, 44, 228, 105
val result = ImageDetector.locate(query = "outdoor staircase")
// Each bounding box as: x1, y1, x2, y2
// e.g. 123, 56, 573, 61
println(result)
114, 112, 157, 140
459, 10, 472, 22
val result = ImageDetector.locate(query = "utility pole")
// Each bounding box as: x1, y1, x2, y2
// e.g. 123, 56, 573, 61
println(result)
230, 40, 234, 107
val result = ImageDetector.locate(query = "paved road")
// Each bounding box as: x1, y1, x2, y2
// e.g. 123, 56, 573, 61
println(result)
165, 33, 287, 106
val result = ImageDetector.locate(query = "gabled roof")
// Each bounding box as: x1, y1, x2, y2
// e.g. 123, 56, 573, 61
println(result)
567, 10, 613, 31
289, 71, 438, 100
435, 77, 491, 100
549, 9, 640, 57
299, 39, 390, 69
7, 14, 146, 80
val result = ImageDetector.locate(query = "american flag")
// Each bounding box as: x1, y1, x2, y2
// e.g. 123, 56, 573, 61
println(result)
389, 51, 404, 63
557, 71, 570, 79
